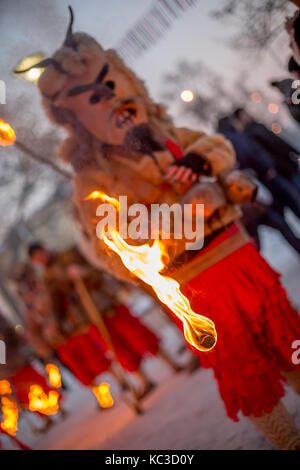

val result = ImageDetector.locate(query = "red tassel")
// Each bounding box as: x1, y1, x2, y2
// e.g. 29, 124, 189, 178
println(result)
165, 138, 184, 160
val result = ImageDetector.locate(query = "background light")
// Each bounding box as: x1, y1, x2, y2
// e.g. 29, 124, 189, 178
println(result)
180, 89, 194, 102
27, 68, 41, 81
268, 103, 279, 114
251, 92, 262, 103
271, 122, 281, 134
14, 53, 45, 84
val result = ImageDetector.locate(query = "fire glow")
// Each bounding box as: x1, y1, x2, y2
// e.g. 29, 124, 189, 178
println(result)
93, 382, 114, 408
0, 397, 18, 436
0, 380, 12, 396
87, 191, 217, 352
84, 190, 120, 209
28, 385, 59, 415
0, 119, 16, 147
46, 363, 62, 389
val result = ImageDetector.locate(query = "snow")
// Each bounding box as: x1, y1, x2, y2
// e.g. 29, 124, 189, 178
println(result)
6, 225, 300, 450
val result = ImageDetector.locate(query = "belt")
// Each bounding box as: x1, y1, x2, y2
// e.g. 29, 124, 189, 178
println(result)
168, 224, 250, 285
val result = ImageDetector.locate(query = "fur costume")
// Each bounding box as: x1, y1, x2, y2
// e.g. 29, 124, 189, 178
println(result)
18, 9, 256, 281
27, 8, 300, 447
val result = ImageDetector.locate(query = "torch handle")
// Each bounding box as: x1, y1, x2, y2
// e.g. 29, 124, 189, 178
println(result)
72, 277, 142, 413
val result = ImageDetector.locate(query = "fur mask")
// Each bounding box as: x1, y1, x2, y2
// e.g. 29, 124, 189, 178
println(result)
17, 7, 172, 166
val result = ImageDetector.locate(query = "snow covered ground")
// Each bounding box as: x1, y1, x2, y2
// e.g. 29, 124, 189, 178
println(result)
4, 224, 300, 450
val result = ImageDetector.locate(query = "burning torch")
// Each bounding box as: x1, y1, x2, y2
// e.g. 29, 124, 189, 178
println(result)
0, 118, 71, 178
84, 191, 217, 353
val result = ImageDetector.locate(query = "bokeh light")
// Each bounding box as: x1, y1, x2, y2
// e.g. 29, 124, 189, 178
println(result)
268, 103, 279, 114
251, 92, 262, 103
271, 122, 281, 134
180, 89, 194, 103
14, 53, 45, 84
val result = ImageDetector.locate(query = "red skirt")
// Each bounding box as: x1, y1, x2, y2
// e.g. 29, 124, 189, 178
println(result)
100, 304, 160, 372
179, 225, 300, 421
56, 326, 111, 386
10, 364, 62, 407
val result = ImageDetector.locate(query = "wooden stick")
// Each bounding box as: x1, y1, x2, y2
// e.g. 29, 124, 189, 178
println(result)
15, 141, 72, 179
72, 277, 142, 414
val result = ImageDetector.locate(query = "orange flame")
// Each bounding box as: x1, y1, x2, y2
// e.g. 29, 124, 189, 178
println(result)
0, 119, 16, 147
92, 382, 114, 408
45, 363, 62, 389
87, 191, 217, 352
28, 385, 59, 415
0, 380, 12, 396
1, 397, 18, 436
84, 190, 120, 209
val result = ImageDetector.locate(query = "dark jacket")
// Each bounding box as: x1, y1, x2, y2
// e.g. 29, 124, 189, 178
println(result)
271, 78, 300, 127
217, 120, 274, 180
245, 121, 299, 179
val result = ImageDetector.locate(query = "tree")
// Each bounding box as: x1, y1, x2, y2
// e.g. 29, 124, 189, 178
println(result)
160, 59, 276, 129
0, 97, 71, 246
211, 0, 294, 65
0, 0, 71, 246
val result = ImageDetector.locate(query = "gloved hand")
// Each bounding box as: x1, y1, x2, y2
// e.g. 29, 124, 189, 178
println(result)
165, 153, 212, 184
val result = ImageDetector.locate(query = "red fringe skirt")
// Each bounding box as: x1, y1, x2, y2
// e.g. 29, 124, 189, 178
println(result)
101, 304, 160, 372
180, 224, 300, 421
56, 327, 111, 386
57, 305, 159, 381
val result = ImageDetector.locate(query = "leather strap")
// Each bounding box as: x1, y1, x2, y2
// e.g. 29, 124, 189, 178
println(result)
169, 226, 250, 285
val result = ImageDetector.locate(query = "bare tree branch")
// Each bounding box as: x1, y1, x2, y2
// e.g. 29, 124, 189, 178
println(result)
15, 141, 72, 180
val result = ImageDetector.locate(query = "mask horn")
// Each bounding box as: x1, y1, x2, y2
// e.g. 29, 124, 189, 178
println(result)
64, 6, 77, 50
14, 58, 67, 75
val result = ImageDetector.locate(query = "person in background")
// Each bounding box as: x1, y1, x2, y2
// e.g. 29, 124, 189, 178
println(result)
271, 57, 300, 125
28, 243, 181, 398
233, 108, 300, 188
217, 116, 300, 255
0, 314, 63, 431
286, 8, 300, 66
14, 263, 60, 361
22, 246, 124, 400
288, 55, 300, 80
232, 108, 300, 215
240, 201, 300, 254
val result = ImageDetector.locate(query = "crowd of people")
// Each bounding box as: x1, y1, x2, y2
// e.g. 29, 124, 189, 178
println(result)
217, 107, 300, 253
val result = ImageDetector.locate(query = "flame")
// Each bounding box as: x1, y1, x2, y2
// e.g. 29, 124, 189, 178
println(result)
0, 119, 16, 147
87, 191, 217, 352
92, 382, 114, 408
0, 380, 12, 396
1, 397, 18, 436
84, 190, 120, 210
45, 363, 62, 389
28, 385, 59, 415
